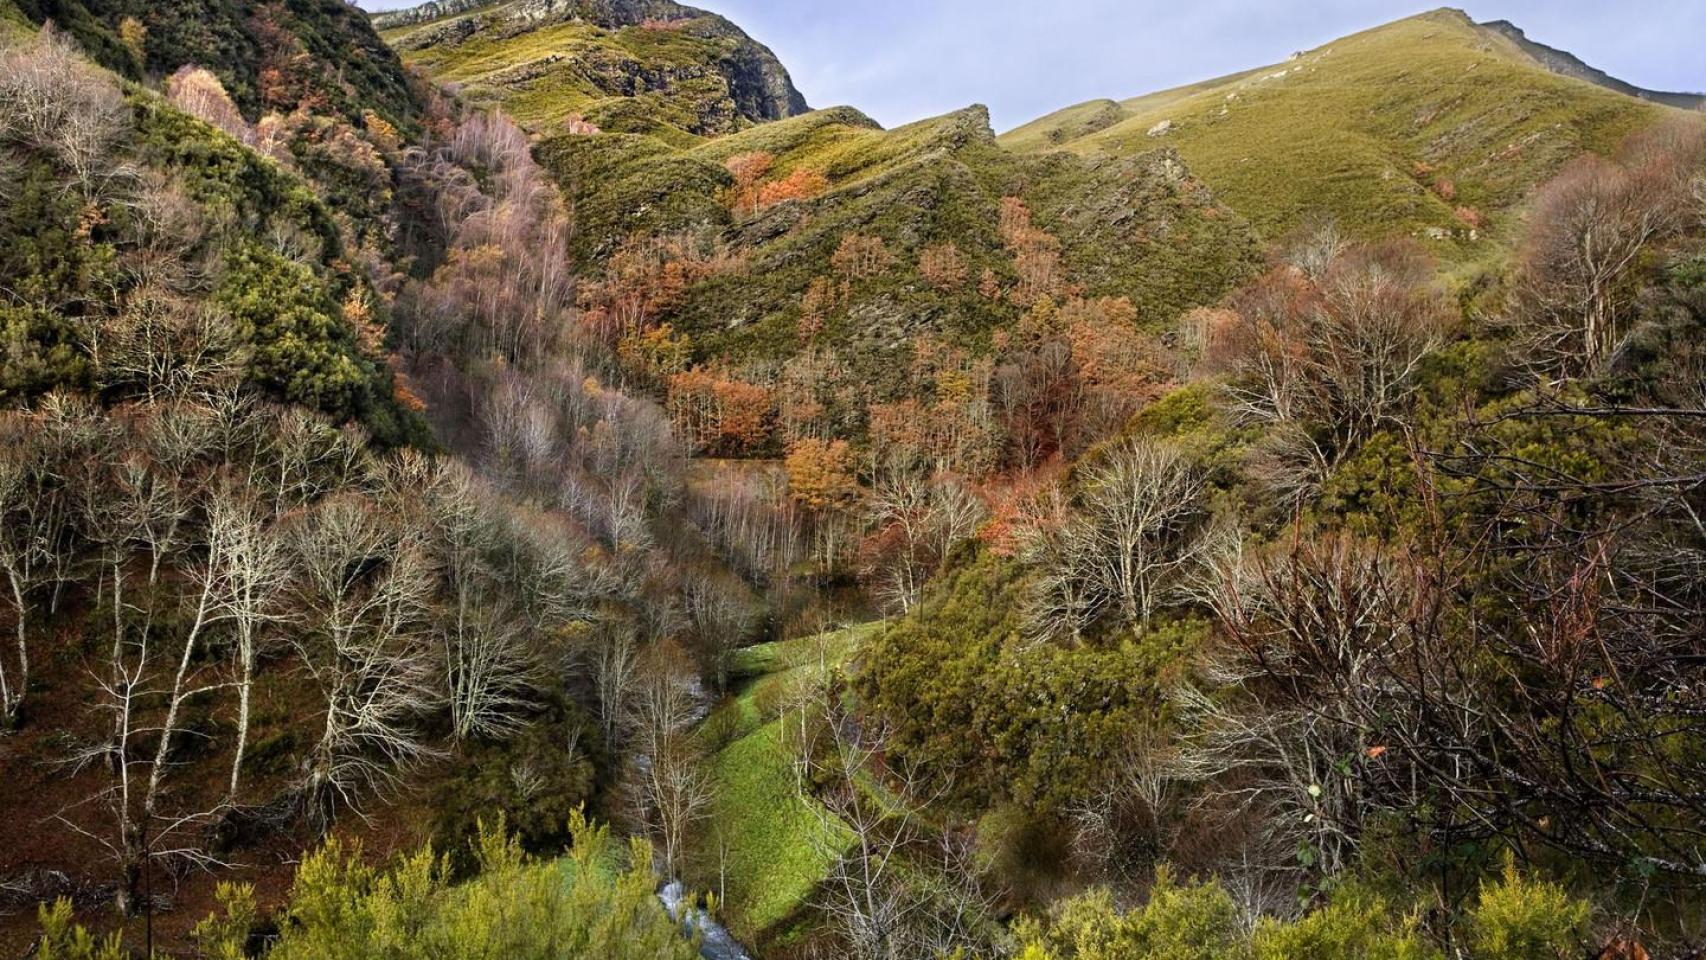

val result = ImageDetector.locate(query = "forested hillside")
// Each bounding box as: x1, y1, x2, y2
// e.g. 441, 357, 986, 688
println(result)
2, 2, 1704, 958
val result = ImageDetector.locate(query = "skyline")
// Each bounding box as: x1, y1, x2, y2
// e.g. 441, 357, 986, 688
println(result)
356, 1, 1706, 131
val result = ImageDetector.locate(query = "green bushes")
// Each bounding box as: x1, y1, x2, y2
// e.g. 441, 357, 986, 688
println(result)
1468, 857, 1592, 960
264, 814, 695, 960
0, 305, 88, 400
1249, 887, 1437, 960
38, 816, 697, 960
855, 549, 1201, 810
14, 0, 419, 127
214, 242, 426, 447
1017, 872, 1244, 960
1018, 861, 1594, 960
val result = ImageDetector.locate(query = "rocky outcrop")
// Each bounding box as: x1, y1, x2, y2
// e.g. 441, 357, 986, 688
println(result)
370, 0, 489, 30
373, 0, 809, 124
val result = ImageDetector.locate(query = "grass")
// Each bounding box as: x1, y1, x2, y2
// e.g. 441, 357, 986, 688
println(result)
1001, 8, 1675, 252
691, 624, 877, 941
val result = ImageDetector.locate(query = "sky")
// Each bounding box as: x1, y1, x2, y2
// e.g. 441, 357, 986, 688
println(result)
358, 1, 1706, 132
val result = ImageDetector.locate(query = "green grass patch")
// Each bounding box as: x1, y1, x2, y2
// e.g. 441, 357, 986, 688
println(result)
700, 719, 851, 939
690, 623, 877, 940
385, 8, 796, 140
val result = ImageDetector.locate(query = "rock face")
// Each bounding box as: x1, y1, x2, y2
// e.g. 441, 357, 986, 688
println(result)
1477, 19, 1705, 111
370, 0, 489, 30
373, 0, 809, 129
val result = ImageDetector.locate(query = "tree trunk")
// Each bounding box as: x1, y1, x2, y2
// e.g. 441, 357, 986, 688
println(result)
228, 651, 252, 801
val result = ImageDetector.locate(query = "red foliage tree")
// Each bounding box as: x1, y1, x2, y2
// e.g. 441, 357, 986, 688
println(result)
831, 233, 894, 282
724, 151, 775, 215
756, 167, 828, 209
919, 243, 969, 292
667, 368, 775, 457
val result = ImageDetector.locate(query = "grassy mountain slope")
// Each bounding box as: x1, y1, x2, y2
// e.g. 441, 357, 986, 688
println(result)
1001, 8, 1675, 255
376, 0, 808, 142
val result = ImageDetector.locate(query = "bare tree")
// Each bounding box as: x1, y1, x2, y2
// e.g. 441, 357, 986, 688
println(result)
60, 461, 232, 919
0, 412, 72, 727
624, 643, 711, 878
0, 27, 135, 204
1023, 438, 1209, 640
864, 468, 985, 614
1068, 723, 1182, 889
587, 619, 641, 749
428, 469, 544, 741
202, 484, 291, 800
89, 288, 246, 402
64, 619, 228, 919
1176, 531, 1455, 882
288, 494, 440, 828
1203, 240, 1447, 497
681, 568, 754, 691
1516, 152, 1686, 371
791, 694, 988, 960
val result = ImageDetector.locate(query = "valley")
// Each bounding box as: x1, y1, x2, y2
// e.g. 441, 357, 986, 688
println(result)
0, 1, 1703, 958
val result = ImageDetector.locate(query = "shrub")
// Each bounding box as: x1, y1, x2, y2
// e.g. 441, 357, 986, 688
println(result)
1468, 856, 1592, 960
1251, 885, 1439, 960
0, 305, 89, 401
1017, 871, 1243, 960
265, 813, 697, 960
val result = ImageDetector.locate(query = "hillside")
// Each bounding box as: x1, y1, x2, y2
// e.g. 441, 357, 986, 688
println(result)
1000, 8, 1678, 254
374, 0, 808, 141
6, 0, 420, 126
1478, 19, 1706, 111
533, 100, 1258, 407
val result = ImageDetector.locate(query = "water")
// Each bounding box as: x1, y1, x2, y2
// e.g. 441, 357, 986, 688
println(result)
659, 880, 756, 960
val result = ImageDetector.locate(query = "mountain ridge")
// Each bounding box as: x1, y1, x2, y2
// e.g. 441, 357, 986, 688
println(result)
1475, 17, 1705, 111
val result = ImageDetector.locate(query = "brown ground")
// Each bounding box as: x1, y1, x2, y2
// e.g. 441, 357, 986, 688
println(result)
0, 625, 438, 956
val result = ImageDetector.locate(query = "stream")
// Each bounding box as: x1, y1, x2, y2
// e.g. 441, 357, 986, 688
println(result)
660, 880, 755, 960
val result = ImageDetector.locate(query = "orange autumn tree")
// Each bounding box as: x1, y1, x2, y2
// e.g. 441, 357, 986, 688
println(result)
724, 151, 775, 214
1059, 297, 1173, 434
798, 275, 847, 342
667, 368, 775, 457
785, 438, 859, 511
999, 197, 1064, 306
580, 234, 738, 350
757, 167, 829, 208
920, 243, 969, 291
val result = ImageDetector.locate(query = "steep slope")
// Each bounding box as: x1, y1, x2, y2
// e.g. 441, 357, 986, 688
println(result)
8, 0, 420, 126
1001, 8, 1679, 255
375, 0, 808, 142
